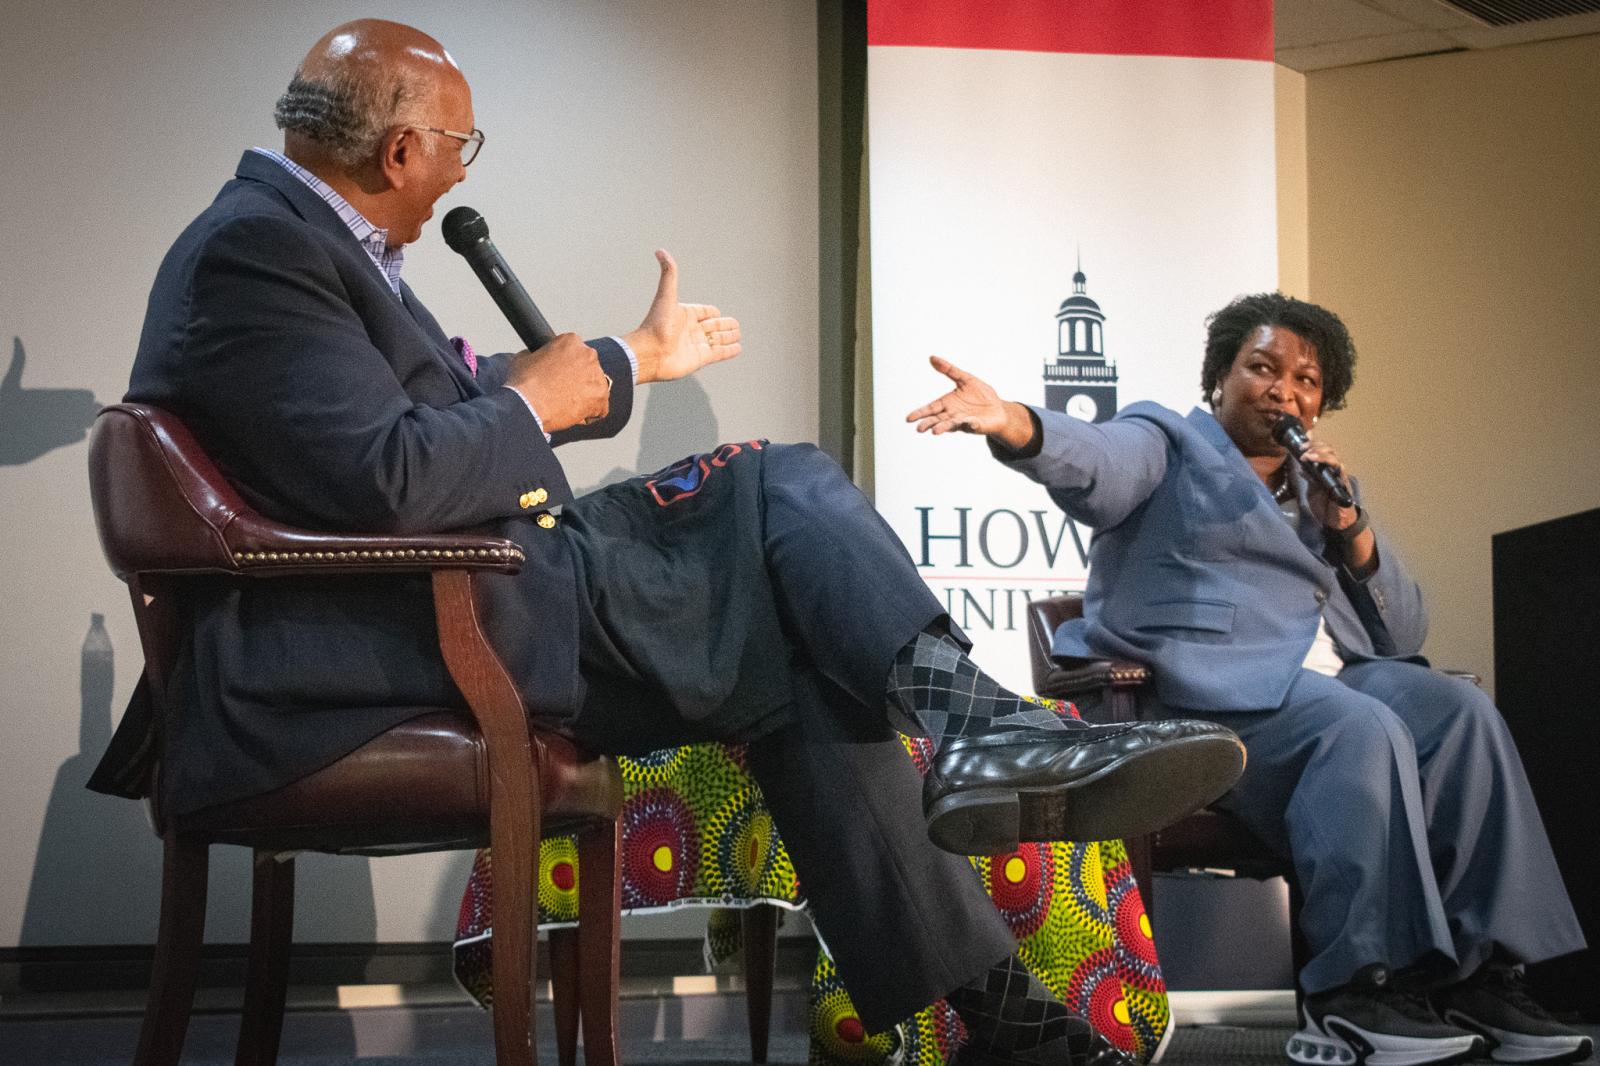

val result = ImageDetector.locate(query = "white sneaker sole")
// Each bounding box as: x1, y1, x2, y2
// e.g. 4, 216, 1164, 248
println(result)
1439, 1009, 1594, 1064
1287, 1014, 1482, 1066
1147, 1006, 1176, 1064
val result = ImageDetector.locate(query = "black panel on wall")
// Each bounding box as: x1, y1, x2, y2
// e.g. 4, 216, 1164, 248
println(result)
816, 0, 867, 475
1493, 506, 1600, 1019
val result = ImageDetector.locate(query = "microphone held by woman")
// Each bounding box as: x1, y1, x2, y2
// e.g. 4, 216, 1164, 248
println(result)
1271, 412, 1354, 508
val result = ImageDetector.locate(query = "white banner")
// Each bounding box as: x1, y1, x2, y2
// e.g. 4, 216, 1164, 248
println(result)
869, 1, 1279, 689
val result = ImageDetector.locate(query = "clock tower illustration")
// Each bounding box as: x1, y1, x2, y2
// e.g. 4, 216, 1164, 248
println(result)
1043, 259, 1119, 422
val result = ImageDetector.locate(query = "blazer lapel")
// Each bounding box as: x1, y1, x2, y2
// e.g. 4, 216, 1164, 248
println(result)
233, 154, 480, 400
1188, 407, 1331, 578
399, 282, 481, 398
1283, 464, 1324, 557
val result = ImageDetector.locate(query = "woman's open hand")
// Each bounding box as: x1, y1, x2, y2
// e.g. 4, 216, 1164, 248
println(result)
906, 356, 1036, 451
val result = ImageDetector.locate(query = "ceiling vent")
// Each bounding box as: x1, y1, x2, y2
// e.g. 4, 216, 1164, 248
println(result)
1275, 0, 1600, 71
1439, 0, 1600, 26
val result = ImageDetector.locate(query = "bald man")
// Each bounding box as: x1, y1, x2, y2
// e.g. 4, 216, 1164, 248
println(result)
95, 21, 1243, 1064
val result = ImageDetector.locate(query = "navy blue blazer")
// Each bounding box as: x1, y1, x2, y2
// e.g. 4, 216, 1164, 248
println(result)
1000, 402, 1427, 712
112, 151, 637, 813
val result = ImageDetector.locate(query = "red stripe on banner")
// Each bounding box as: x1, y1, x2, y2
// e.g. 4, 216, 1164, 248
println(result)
867, 0, 1273, 61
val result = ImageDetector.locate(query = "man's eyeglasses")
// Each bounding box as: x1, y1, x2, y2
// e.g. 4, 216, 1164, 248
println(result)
409, 125, 485, 167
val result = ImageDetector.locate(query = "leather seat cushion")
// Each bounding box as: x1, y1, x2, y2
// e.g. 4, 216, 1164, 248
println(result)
175, 711, 620, 854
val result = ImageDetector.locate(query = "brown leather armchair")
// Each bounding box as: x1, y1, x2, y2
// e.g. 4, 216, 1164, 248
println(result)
1025, 593, 1308, 982
86, 403, 624, 1066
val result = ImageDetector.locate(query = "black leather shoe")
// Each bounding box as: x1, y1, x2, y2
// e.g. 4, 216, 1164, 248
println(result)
951, 1019, 1093, 1066
924, 718, 1245, 854
1085, 1032, 1142, 1065
950, 1022, 1133, 1066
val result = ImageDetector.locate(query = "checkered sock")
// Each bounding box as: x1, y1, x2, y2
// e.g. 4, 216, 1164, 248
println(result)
946, 954, 1091, 1065
888, 630, 1079, 751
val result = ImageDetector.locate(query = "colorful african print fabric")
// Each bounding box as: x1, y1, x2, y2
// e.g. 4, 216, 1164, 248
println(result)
452, 731, 1170, 1063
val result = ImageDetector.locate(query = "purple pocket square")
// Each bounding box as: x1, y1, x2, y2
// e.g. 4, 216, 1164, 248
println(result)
449, 336, 477, 377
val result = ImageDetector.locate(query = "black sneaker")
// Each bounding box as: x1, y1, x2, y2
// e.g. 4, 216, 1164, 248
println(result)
954, 1027, 1124, 1066
1084, 1031, 1139, 1065
1288, 971, 1483, 1066
1433, 961, 1593, 1064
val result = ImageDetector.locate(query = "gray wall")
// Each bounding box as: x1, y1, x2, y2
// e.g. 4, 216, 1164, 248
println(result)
0, 0, 818, 948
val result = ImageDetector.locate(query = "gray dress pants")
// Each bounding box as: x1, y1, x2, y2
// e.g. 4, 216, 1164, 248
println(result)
1176, 661, 1584, 994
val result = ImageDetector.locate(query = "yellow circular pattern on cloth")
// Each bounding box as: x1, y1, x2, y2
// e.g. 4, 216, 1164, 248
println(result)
454, 735, 1171, 1063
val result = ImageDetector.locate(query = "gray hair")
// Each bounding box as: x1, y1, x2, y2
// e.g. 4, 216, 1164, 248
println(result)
273, 68, 432, 167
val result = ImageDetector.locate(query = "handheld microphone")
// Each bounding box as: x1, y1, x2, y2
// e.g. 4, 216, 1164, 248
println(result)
1270, 413, 1355, 509
441, 206, 556, 351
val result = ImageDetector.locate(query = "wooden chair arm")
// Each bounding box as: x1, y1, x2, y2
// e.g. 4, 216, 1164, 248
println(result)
224, 522, 525, 578
1027, 592, 1152, 725
91, 403, 525, 580
1027, 592, 1151, 693
1035, 658, 1152, 700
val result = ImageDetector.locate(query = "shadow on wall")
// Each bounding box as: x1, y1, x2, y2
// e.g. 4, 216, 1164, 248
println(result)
0, 337, 101, 465
578, 375, 721, 495
18, 614, 378, 986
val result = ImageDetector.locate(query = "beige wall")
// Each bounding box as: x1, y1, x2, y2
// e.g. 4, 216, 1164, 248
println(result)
1300, 35, 1600, 695
1274, 64, 1309, 299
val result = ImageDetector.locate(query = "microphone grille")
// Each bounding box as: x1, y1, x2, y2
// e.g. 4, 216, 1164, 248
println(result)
441, 206, 489, 252
1269, 412, 1304, 444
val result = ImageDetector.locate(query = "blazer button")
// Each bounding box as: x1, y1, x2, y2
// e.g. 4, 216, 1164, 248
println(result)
1314, 590, 1327, 604
530, 488, 549, 505
518, 492, 532, 509
536, 513, 557, 530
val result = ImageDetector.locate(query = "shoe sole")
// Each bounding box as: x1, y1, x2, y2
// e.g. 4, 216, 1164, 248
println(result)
1439, 1008, 1594, 1064
1288, 1018, 1483, 1066
1148, 1007, 1176, 1064
925, 731, 1245, 854
950, 1022, 1093, 1065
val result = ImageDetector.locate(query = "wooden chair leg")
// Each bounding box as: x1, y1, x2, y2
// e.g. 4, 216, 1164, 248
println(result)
1126, 833, 1155, 918
490, 800, 541, 1066
576, 817, 621, 1066
741, 904, 779, 1065
1287, 876, 1309, 1014
235, 850, 295, 1066
549, 927, 581, 1066
435, 568, 542, 1066
133, 835, 210, 1066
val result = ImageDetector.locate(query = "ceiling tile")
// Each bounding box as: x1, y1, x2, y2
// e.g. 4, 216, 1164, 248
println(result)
1276, 0, 1419, 48
1275, 28, 1462, 69
1352, 0, 1483, 31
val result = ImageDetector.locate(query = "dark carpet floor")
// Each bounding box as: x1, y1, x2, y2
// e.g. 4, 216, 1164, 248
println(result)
1166, 1024, 1598, 1064
2, 1008, 1595, 1065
